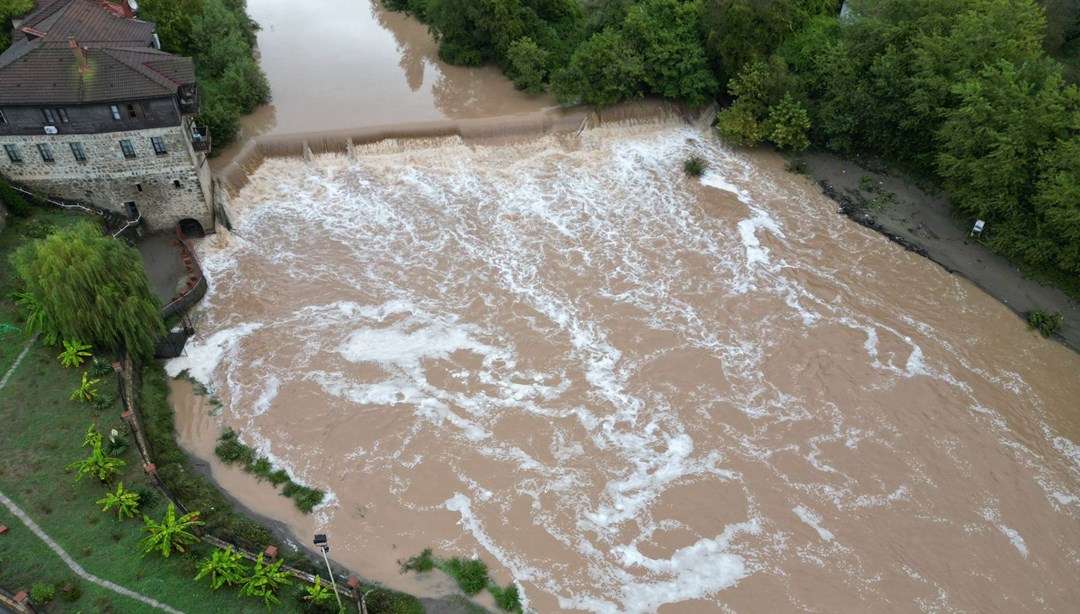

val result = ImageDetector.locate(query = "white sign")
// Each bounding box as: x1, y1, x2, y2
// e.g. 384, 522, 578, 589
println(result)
43, 125, 58, 135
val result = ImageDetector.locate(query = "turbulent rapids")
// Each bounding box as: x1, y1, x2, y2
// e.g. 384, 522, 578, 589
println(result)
169, 123, 1080, 612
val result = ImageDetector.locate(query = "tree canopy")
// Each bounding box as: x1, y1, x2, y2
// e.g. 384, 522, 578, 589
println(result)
13, 222, 166, 359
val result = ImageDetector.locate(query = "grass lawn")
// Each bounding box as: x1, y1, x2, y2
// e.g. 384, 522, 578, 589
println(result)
0, 207, 332, 612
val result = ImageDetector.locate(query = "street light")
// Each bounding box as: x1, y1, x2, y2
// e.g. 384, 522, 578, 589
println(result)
313, 533, 344, 610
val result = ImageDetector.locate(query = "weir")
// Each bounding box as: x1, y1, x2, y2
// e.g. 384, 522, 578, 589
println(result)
212, 99, 691, 199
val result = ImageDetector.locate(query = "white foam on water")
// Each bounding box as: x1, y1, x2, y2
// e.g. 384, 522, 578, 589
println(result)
165, 322, 263, 386
793, 505, 835, 542
998, 525, 1029, 558
190, 124, 1080, 612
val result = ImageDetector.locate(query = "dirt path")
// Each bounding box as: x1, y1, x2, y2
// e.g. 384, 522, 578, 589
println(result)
802, 151, 1080, 353
0, 338, 185, 614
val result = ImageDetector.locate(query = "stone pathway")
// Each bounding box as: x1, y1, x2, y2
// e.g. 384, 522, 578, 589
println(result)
0, 334, 36, 391
0, 337, 185, 614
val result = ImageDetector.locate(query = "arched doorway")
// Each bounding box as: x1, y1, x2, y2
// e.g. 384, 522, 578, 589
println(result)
178, 218, 205, 238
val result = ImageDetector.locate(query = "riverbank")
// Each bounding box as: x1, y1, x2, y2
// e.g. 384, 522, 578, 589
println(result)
800, 151, 1080, 354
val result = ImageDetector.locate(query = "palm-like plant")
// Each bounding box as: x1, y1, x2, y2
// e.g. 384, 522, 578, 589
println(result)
96, 482, 140, 520
240, 553, 292, 609
70, 371, 101, 403
302, 576, 334, 605
140, 503, 204, 558
13, 291, 57, 344
65, 424, 126, 483
57, 340, 92, 368
195, 546, 249, 590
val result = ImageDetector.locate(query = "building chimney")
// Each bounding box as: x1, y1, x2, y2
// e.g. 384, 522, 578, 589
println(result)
120, 0, 136, 19
69, 37, 90, 74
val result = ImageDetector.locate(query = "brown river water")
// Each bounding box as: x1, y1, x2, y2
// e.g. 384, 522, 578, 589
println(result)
168, 1, 1080, 612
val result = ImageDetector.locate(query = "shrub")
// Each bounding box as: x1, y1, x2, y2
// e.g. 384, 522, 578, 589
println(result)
268, 468, 290, 486
105, 430, 129, 457
22, 220, 56, 238
683, 156, 707, 177
60, 579, 82, 602
250, 456, 273, 479
399, 548, 436, 573
133, 485, 160, 511
30, 582, 55, 605
90, 356, 114, 377
0, 174, 31, 217
490, 583, 523, 613
1027, 309, 1064, 338
282, 482, 325, 513
93, 393, 115, 412
440, 557, 489, 596
215, 428, 255, 465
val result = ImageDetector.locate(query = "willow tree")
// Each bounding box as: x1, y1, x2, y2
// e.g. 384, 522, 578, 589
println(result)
12, 222, 165, 359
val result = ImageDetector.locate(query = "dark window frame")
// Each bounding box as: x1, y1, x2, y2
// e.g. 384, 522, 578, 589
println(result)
126, 103, 138, 119
69, 142, 86, 162
42, 108, 56, 124
37, 143, 54, 162
150, 136, 167, 155
57, 108, 69, 123
119, 139, 136, 159
4, 144, 21, 162
0, 109, 7, 125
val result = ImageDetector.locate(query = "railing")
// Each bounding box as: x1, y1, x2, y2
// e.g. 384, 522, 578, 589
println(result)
161, 224, 208, 321
9, 184, 136, 238
191, 126, 211, 153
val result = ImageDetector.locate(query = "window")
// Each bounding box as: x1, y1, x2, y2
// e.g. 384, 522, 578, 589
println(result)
37, 143, 54, 162
4, 144, 21, 162
172, 179, 181, 188
150, 136, 167, 155
119, 139, 136, 159
0, 109, 7, 124
110, 105, 122, 120
42, 108, 56, 123
126, 103, 138, 118
57, 108, 68, 123
69, 142, 86, 161
136, 183, 143, 192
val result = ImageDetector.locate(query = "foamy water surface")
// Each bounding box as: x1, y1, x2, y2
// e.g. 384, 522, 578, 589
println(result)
170, 124, 1080, 612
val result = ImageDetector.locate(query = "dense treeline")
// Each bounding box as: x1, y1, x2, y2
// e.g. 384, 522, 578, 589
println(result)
137, 0, 270, 152
0, 0, 33, 51
387, 0, 1079, 296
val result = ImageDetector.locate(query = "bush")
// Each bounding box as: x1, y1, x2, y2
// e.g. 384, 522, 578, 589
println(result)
0, 174, 32, 217
1027, 309, 1064, 338
134, 485, 160, 511
22, 219, 56, 239
490, 583, 523, 613
30, 582, 55, 605
440, 557, 488, 596
60, 579, 82, 602
399, 548, 436, 573
250, 456, 273, 479
93, 393, 115, 412
268, 468, 290, 486
683, 156, 707, 177
215, 428, 255, 465
363, 587, 425, 614
282, 482, 325, 514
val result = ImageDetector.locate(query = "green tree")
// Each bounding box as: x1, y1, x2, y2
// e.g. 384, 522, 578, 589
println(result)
622, 0, 718, 106
1030, 135, 1080, 272
57, 340, 93, 368
97, 482, 141, 521
765, 93, 811, 150
66, 424, 126, 484
13, 222, 165, 359
195, 546, 249, 590
552, 29, 645, 106
507, 37, 549, 94
0, 0, 34, 51
240, 553, 292, 609
70, 371, 101, 403
140, 503, 205, 558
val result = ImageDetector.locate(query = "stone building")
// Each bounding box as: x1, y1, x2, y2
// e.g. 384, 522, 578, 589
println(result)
0, 0, 213, 234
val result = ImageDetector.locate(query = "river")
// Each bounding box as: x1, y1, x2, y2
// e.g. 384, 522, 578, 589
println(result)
168, 1, 1080, 612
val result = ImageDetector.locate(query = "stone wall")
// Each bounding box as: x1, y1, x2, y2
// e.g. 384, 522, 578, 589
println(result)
0, 123, 213, 233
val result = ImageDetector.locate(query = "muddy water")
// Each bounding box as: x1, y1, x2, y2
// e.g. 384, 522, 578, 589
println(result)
211, 0, 552, 167
169, 123, 1080, 612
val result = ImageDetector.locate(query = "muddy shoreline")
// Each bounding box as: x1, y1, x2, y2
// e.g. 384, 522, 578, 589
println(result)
801, 150, 1080, 354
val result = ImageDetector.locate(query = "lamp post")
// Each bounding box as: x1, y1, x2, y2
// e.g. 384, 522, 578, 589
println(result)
313, 533, 344, 611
